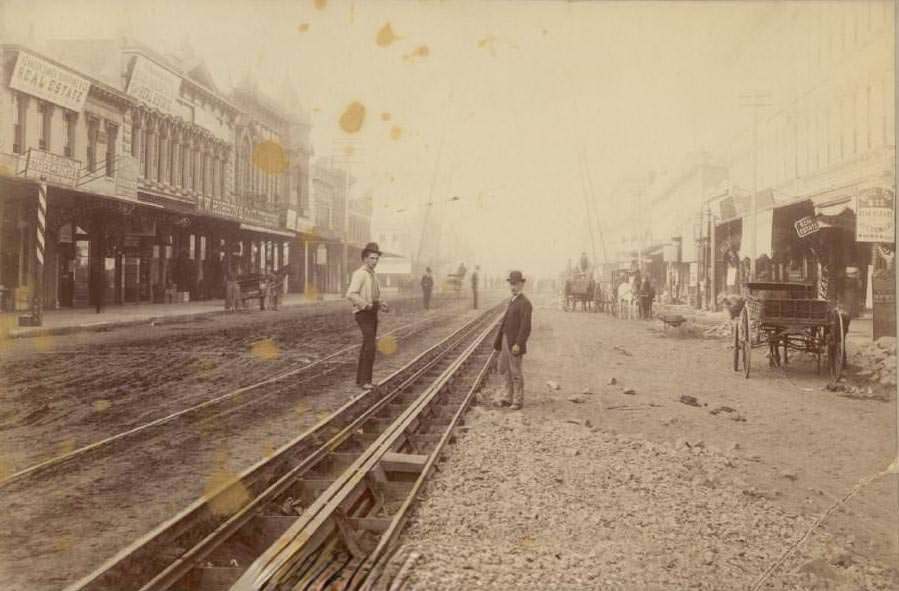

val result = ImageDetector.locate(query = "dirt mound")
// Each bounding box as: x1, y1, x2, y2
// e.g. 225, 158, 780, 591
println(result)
851, 337, 897, 387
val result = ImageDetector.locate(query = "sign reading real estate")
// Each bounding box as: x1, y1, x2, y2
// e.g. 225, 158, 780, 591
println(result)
126, 56, 181, 114
24, 148, 80, 187
856, 188, 895, 243
10, 51, 91, 112
794, 216, 820, 238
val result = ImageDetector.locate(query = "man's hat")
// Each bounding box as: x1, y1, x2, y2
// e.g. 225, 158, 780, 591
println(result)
361, 242, 382, 258
506, 270, 526, 283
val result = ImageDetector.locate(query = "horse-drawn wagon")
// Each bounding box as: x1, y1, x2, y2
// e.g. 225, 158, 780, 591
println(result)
730, 281, 847, 380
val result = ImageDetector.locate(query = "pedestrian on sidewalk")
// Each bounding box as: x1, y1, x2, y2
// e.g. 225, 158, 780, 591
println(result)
471, 265, 480, 309
420, 267, 434, 310
639, 277, 655, 319
494, 270, 532, 410
224, 258, 239, 312
346, 242, 390, 392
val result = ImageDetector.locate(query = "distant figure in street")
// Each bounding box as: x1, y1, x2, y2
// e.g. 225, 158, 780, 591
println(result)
420, 267, 434, 310
471, 265, 480, 309
224, 258, 239, 311
346, 242, 390, 392
639, 277, 655, 319
579, 252, 589, 273
494, 270, 532, 410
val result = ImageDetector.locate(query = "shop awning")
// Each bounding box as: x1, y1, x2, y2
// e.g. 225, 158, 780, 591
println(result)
239, 223, 295, 238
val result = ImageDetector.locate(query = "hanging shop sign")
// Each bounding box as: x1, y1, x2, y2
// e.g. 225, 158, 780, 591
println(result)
126, 56, 181, 115
10, 51, 91, 112
24, 148, 80, 187
689, 262, 698, 286
856, 188, 895, 243
793, 216, 820, 238
316, 244, 328, 265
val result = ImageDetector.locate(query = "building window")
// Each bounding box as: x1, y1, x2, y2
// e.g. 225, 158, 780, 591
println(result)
64, 111, 77, 157
87, 117, 99, 173
12, 93, 27, 154
219, 158, 226, 198
38, 102, 52, 150
106, 123, 118, 177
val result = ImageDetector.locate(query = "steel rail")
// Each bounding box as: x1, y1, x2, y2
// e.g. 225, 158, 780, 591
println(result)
232, 314, 500, 591
353, 349, 498, 591
64, 307, 499, 591
1, 312, 448, 490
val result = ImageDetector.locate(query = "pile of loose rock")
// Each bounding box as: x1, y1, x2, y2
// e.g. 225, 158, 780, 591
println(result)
851, 337, 897, 387
393, 409, 898, 590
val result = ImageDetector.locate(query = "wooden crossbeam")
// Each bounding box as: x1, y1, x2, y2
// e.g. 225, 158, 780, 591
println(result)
380, 452, 429, 474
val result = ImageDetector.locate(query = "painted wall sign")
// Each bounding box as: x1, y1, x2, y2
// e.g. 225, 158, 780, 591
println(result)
856, 188, 895, 243
794, 215, 820, 238
126, 56, 181, 114
10, 51, 91, 112
197, 196, 280, 228
24, 148, 80, 187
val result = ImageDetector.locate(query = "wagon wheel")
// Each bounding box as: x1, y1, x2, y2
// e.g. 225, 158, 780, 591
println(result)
828, 310, 845, 381
732, 318, 740, 372
815, 326, 824, 375
739, 306, 752, 379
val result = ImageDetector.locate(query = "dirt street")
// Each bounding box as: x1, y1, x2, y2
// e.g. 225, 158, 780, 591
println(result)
0, 296, 446, 474
399, 301, 898, 589
0, 296, 490, 591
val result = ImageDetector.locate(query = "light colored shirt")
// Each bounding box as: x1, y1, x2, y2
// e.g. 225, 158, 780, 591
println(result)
346, 265, 381, 313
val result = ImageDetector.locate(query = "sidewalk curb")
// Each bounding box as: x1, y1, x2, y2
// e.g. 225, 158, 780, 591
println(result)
3, 299, 340, 341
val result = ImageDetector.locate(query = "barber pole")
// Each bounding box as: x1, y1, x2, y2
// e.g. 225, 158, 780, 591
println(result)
31, 181, 47, 324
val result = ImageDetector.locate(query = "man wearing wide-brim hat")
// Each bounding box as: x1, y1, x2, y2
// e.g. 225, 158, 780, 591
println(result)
346, 242, 390, 392
493, 270, 533, 410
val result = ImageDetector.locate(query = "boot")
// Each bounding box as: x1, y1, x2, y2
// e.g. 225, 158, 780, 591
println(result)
510, 384, 524, 410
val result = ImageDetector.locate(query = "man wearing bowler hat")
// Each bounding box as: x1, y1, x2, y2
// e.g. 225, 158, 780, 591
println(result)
346, 242, 390, 392
493, 270, 532, 410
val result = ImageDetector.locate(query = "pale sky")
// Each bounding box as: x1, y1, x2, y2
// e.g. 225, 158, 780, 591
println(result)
2, 0, 860, 279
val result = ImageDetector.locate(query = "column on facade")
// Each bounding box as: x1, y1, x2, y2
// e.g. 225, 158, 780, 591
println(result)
158, 119, 169, 186
211, 144, 220, 199
131, 109, 143, 165
146, 115, 159, 182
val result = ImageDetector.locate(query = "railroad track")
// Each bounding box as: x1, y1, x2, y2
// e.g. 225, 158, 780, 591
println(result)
65, 305, 502, 591
0, 311, 455, 490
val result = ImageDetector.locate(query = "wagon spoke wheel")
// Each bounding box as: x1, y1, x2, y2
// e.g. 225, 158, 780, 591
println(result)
732, 319, 740, 372
829, 310, 845, 381
740, 306, 752, 379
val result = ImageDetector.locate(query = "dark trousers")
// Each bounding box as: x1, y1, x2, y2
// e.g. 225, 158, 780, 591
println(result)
355, 308, 378, 385
422, 288, 432, 309
472, 288, 478, 309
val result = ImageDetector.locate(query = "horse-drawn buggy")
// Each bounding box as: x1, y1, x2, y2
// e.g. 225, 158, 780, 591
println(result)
563, 272, 600, 312
443, 264, 467, 296
729, 281, 847, 380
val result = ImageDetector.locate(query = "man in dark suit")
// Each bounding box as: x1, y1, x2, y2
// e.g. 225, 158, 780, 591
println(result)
493, 270, 533, 410
471, 265, 480, 309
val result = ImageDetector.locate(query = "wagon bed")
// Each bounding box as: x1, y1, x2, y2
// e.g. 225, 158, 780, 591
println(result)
732, 281, 846, 380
